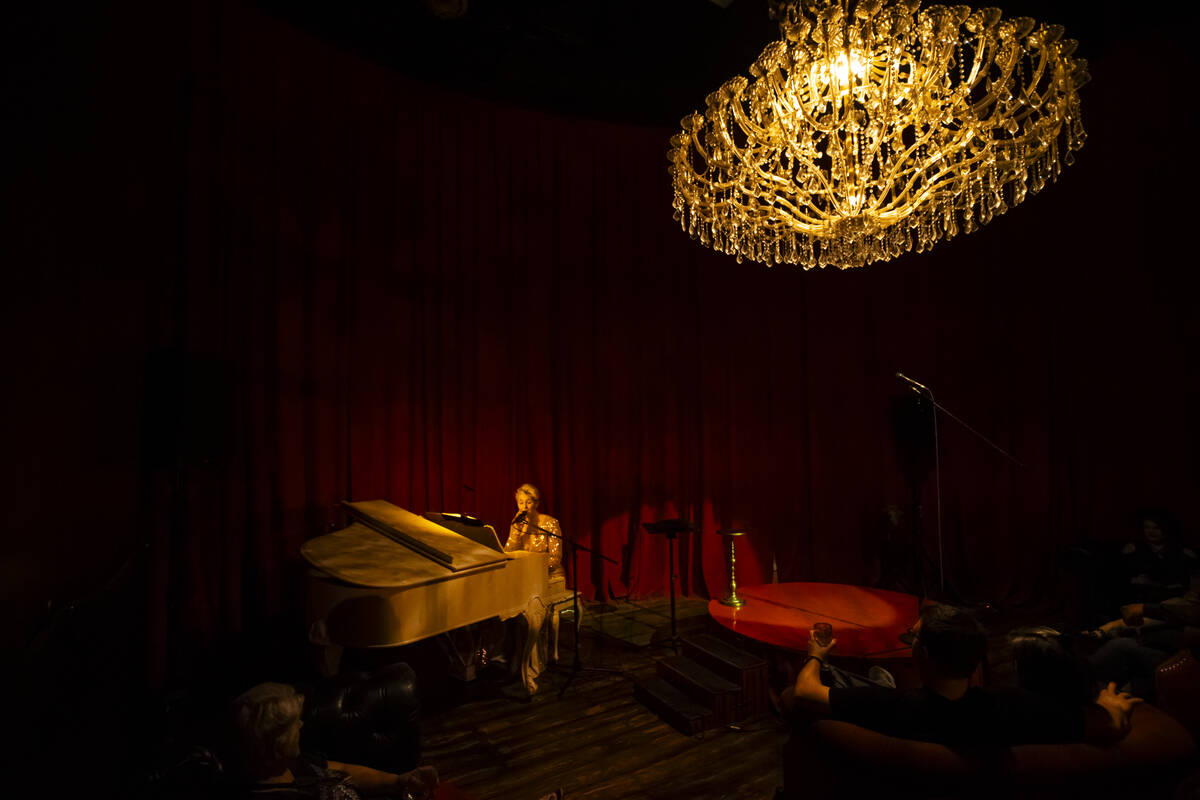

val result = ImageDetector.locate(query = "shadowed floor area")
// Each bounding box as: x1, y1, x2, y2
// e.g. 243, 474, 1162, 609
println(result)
421, 598, 785, 800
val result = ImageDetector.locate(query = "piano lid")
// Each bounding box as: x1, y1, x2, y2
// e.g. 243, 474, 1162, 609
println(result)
344, 499, 507, 572
302, 502, 510, 588
300, 522, 433, 588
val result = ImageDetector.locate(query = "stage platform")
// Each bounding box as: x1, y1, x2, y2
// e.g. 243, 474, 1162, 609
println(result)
582, 595, 710, 647
708, 582, 919, 659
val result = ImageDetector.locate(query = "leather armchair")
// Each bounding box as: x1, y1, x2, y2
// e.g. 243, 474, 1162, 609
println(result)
1156, 648, 1200, 739
301, 661, 422, 775
780, 703, 1196, 799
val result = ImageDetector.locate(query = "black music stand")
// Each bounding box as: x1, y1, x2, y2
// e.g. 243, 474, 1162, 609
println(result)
642, 518, 697, 652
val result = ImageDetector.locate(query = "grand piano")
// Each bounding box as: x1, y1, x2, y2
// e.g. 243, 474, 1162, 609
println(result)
303, 500, 549, 651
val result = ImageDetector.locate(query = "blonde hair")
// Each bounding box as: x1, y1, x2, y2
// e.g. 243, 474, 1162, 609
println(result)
231, 682, 304, 774
515, 483, 540, 505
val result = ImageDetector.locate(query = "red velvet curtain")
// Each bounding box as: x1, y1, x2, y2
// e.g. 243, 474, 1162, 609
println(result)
159, 4, 1199, 680
5, 2, 1197, 687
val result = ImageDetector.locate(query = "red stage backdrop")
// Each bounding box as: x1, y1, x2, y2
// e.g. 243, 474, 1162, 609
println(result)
3, 1, 1197, 686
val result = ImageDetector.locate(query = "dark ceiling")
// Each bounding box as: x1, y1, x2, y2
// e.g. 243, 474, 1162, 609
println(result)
258, 0, 1133, 128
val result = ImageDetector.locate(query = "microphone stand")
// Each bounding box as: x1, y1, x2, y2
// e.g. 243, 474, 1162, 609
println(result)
516, 517, 622, 699
894, 373, 1024, 602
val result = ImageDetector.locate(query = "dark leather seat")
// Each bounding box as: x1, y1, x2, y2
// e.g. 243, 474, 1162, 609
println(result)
1155, 647, 1200, 740
779, 702, 1196, 799
301, 661, 421, 775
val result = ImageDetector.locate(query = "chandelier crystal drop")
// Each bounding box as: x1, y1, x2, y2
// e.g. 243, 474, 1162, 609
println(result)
668, 0, 1089, 269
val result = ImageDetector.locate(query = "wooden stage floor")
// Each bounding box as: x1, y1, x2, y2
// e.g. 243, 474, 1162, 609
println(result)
420, 595, 786, 800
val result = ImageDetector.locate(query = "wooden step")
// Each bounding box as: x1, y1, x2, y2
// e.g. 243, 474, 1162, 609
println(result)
634, 677, 714, 736
681, 634, 770, 719
656, 655, 741, 724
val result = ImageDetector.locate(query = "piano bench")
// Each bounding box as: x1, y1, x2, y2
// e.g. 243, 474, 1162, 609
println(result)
544, 577, 581, 663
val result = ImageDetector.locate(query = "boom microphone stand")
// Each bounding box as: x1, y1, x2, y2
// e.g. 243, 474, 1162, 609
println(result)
516, 514, 621, 698
894, 372, 1025, 601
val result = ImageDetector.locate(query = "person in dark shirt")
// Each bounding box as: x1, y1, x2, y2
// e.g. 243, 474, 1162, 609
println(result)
1008, 626, 1095, 709
783, 604, 1140, 747
1114, 509, 1197, 607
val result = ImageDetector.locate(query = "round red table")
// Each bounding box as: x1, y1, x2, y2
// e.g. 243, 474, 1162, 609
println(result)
708, 582, 918, 659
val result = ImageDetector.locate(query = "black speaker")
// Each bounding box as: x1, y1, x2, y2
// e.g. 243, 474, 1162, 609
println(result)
890, 392, 934, 487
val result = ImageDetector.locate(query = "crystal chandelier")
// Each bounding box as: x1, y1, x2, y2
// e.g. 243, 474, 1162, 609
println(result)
668, 0, 1089, 269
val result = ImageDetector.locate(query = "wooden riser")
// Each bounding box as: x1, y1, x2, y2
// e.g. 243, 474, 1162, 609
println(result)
682, 633, 770, 719
634, 677, 714, 736
656, 655, 741, 725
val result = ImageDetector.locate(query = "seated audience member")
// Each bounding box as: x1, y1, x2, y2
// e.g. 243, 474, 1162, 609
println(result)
1114, 509, 1196, 607
1009, 626, 1095, 708
767, 635, 895, 716
232, 682, 438, 799
783, 604, 1140, 747
1089, 569, 1200, 699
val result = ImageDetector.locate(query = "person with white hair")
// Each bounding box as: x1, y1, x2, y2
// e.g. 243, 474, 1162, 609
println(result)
232, 682, 438, 798
486, 482, 567, 700
504, 483, 562, 576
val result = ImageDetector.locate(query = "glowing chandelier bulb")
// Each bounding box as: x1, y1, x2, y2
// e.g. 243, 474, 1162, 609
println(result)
817, 51, 867, 89
668, 0, 1090, 269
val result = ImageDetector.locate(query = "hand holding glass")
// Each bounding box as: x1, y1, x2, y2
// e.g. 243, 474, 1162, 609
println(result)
812, 622, 833, 647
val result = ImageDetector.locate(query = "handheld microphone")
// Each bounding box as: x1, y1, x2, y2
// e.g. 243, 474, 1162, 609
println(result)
895, 371, 931, 393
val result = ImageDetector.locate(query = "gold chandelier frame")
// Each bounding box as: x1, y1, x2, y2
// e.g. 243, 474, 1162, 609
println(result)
668, 0, 1090, 269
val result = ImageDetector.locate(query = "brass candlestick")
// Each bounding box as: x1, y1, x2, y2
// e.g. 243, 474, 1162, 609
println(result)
717, 528, 746, 608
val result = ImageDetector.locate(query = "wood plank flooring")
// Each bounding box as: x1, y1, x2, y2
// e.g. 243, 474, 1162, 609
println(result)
419, 598, 786, 800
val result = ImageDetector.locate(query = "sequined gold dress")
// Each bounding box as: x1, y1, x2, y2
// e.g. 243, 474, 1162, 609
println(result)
505, 513, 563, 574
498, 512, 567, 695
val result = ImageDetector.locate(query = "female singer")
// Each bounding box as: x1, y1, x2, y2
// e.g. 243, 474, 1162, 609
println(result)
504, 483, 562, 576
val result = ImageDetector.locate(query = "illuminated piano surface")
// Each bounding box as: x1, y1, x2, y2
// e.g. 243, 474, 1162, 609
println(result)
303, 501, 549, 648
